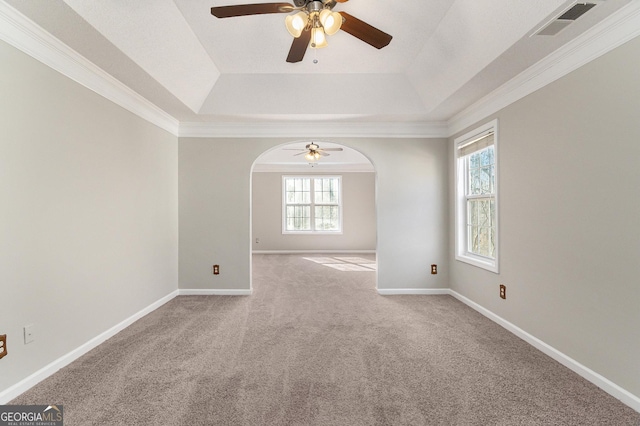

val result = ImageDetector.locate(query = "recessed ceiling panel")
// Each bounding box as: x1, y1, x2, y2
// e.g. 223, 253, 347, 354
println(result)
176, 0, 456, 73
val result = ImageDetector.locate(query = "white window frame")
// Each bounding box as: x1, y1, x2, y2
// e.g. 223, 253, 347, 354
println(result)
282, 175, 343, 234
454, 119, 499, 273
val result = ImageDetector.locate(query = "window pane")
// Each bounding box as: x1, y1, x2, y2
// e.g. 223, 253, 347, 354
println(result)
315, 206, 339, 231
467, 200, 478, 227
314, 178, 339, 205
477, 227, 491, 257
486, 147, 495, 166
490, 199, 496, 227
329, 179, 338, 203
489, 165, 496, 193
329, 180, 336, 203
470, 169, 481, 195
285, 204, 310, 231
480, 166, 491, 194
315, 206, 323, 229
314, 178, 324, 204
490, 227, 496, 258
480, 148, 491, 166
466, 198, 495, 258
468, 225, 478, 254
478, 200, 490, 227
285, 178, 310, 205
467, 147, 495, 198
469, 152, 480, 169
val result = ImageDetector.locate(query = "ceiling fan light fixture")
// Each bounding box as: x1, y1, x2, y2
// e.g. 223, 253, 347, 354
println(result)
319, 9, 342, 35
285, 11, 308, 38
212, 2, 393, 63
311, 26, 328, 48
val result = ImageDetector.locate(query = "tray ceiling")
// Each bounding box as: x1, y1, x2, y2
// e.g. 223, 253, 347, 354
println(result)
3, 0, 634, 124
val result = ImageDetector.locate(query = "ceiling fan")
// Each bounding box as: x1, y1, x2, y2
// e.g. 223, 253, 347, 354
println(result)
210, 0, 392, 63
284, 143, 343, 161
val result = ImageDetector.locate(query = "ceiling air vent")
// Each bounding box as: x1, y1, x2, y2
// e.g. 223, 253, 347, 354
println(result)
533, 2, 599, 36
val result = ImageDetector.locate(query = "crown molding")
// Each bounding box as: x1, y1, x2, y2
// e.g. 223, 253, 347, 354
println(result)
448, 1, 640, 137
0, 1, 179, 136
178, 120, 449, 139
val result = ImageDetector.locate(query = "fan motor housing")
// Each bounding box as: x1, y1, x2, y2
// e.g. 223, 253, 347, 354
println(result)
293, 0, 307, 6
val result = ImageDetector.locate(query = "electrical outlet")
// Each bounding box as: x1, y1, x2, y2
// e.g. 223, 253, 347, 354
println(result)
213, 265, 220, 275
24, 325, 34, 344
499, 284, 506, 300
0, 334, 7, 359
431, 264, 437, 274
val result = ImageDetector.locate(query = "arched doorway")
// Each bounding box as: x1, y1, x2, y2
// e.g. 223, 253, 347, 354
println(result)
249, 141, 377, 291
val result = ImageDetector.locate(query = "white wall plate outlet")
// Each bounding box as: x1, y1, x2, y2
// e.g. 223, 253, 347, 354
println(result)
24, 325, 34, 344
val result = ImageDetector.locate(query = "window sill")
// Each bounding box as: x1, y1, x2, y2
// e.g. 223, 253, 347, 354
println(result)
455, 253, 499, 274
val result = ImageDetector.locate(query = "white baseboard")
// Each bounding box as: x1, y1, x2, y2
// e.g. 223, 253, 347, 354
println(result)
3, 286, 637, 413
377, 288, 450, 295
449, 290, 640, 413
252, 250, 376, 254
0, 290, 179, 404
178, 289, 252, 296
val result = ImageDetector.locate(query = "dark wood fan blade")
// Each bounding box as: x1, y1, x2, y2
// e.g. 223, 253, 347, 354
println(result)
211, 3, 293, 18
286, 27, 311, 63
339, 12, 392, 49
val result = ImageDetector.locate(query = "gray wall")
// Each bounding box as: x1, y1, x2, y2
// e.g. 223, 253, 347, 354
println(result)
179, 138, 449, 291
0, 41, 178, 393
252, 172, 376, 252
449, 36, 640, 398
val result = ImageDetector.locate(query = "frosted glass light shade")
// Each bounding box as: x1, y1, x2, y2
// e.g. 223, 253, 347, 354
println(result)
285, 11, 308, 38
319, 9, 342, 35
311, 27, 327, 48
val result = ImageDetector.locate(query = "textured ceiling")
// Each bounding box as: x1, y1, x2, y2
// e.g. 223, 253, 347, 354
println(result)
4, 0, 633, 124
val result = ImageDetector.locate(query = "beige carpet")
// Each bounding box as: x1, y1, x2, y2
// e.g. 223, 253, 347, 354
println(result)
11, 254, 640, 425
